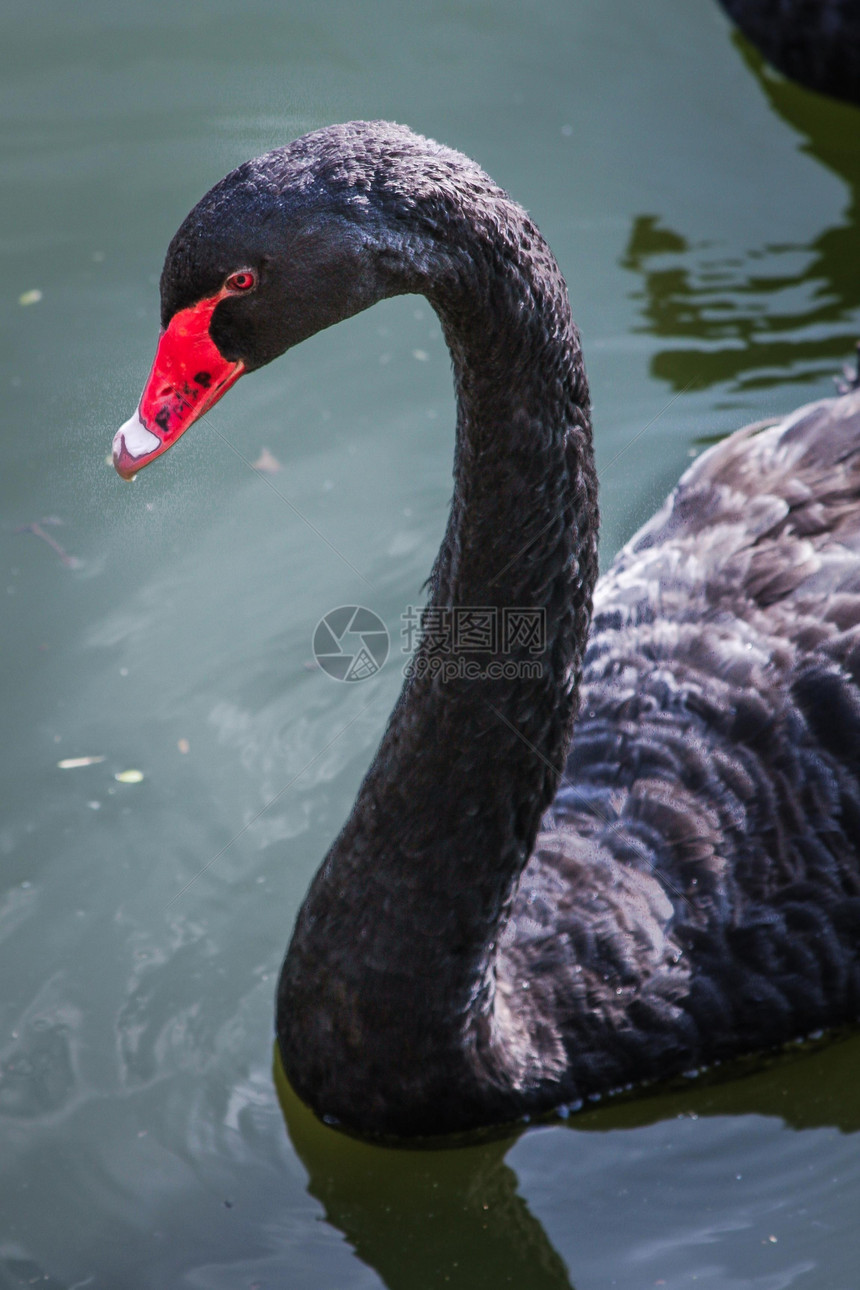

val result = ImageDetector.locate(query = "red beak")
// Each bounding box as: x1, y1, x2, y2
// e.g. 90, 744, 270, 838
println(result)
113, 291, 245, 480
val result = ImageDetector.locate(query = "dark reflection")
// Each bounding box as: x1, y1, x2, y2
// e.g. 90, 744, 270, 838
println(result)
275, 1032, 860, 1290
577, 1029, 860, 1137
623, 40, 860, 395
275, 1053, 575, 1290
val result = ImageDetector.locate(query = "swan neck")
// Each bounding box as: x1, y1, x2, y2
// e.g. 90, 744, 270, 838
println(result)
279, 169, 599, 1132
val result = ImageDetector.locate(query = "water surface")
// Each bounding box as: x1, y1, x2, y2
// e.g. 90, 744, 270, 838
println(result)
2, 1, 859, 1286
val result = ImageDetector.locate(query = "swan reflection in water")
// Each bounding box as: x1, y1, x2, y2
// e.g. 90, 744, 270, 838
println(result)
622, 40, 860, 399
275, 1033, 860, 1290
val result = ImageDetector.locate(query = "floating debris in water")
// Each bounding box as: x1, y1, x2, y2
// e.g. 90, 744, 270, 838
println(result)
16, 517, 81, 568
115, 769, 144, 784
252, 447, 282, 473
58, 756, 106, 769
19, 289, 42, 306
177, 738, 190, 754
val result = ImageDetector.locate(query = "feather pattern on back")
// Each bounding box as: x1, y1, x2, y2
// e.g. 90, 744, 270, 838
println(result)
510, 391, 860, 1100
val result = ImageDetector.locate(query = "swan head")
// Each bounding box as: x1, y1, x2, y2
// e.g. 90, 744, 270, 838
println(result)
112, 122, 434, 480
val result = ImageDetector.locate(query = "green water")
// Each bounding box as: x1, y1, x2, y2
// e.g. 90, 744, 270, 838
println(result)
2, 1, 859, 1286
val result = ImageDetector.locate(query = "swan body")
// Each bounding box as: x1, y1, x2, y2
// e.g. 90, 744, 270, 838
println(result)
114, 122, 860, 1137
717, 0, 860, 104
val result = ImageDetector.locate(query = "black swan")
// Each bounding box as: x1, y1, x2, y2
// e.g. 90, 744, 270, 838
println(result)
113, 122, 860, 1138
717, 0, 860, 105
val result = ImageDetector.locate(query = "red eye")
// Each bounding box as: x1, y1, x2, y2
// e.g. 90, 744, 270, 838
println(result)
225, 270, 256, 292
